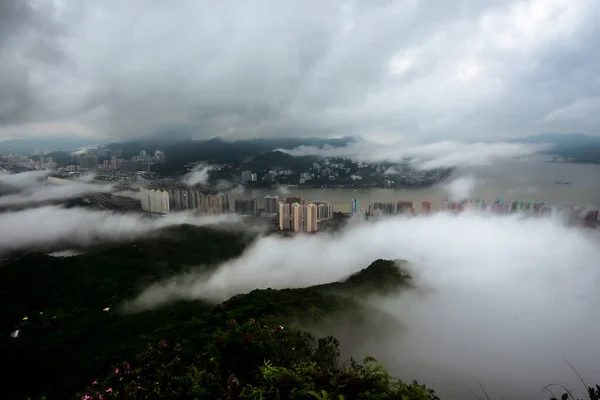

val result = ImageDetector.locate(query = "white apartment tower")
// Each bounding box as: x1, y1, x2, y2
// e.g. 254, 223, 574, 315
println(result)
279, 201, 291, 230
306, 204, 318, 233
292, 202, 304, 232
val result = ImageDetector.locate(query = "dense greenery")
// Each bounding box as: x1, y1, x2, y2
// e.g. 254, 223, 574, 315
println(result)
3, 225, 598, 399
79, 319, 439, 400
106, 137, 353, 176
0, 226, 413, 399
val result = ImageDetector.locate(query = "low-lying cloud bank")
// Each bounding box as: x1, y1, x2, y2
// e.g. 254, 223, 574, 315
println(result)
0, 206, 242, 255
0, 181, 115, 207
130, 213, 600, 399
182, 165, 213, 187
444, 176, 478, 201
280, 140, 552, 170
0, 170, 52, 190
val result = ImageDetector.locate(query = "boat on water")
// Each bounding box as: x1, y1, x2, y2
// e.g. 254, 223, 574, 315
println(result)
555, 181, 571, 185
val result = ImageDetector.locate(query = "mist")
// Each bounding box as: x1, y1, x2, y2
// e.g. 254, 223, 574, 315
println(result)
0, 181, 115, 207
129, 212, 600, 398
280, 140, 552, 170
0, 170, 52, 190
0, 206, 242, 255
444, 176, 477, 201
182, 165, 213, 187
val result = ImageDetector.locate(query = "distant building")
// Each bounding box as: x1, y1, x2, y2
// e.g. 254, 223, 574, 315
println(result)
283, 196, 305, 206
369, 201, 396, 215
279, 201, 291, 230
351, 198, 359, 214
167, 189, 229, 214
78, 155, 98, 170
241, 170, 253, 183
421, 201, 431, 215
441, 197, 449, 211
292, 203, 304, 232
264, 196, 279, 214
312, 201, 333, 220
306, 204, 318, 233
140, 188, 170, 214
234, 197, 257, 215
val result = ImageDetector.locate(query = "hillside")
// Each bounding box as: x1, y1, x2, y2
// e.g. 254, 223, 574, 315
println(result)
512, 133, 600, 163
0, 226, 413, 399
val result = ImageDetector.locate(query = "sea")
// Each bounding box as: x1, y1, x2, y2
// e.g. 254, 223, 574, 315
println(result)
237, 160, 600, 212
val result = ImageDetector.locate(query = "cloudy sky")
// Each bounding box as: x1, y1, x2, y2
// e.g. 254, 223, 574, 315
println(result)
1, 0, 599, 142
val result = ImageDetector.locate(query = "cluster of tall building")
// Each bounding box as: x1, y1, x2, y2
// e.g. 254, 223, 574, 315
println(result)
241, 170, 258, 183
140, 187, 229, 214
264, 196, 279, 214
364, 200, 431, 219
277, 196, 332, 233
441, 197, 553, 216
234, 197, 258, 215
368, 200, 416, 216
0, 153, 57, 169
140, 189, 170, 214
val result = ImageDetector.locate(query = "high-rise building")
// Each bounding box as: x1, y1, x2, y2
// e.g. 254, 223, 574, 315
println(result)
396, 201, 413, 214
283, 196, 305, 206
78, 155, 99, 170
234, 197, 257, 215
312, 201, 333, 220
306, 204, 318, 233
370, 201, 396, 215
264, 196, 279, 214
292, 202, 304, 232
351, 198, 360, 214
442, 197, 449, 211
140, 189, 170, 214
279, 202, 291, 230
241, 170, 253, 183
421, 201, 431, 215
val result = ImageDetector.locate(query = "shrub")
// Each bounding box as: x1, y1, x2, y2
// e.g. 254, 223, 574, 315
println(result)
78, 319, 439, 400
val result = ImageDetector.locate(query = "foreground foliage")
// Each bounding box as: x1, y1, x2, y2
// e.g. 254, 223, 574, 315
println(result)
0, 227, 410, 399
79, 319, 439, 400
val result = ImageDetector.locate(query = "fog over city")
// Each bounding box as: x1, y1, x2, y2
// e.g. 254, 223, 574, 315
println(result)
1, 0, 600, 398
129, 212, 600, 399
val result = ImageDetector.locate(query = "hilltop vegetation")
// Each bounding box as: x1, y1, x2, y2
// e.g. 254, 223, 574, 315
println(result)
0, 226, 415, 399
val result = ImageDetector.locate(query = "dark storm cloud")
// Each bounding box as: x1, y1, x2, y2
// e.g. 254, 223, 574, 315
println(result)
0, 0, 66, 127
1, 0, 599, 140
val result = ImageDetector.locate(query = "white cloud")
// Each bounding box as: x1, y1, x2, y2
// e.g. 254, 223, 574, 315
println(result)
0, 205, 241, 255
280, 140, 551, 170
444, 176, 478, 201
128, 212, 600, 398
1, 0, 599, 140
0, 181, 114, 207
0, 170, 52, 190
181, 165, 213, 187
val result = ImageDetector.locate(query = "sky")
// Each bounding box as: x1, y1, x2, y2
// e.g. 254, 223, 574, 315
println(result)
1, 0, 599, 142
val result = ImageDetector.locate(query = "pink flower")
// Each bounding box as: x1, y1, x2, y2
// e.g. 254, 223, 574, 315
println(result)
99, 396, 103, 400
114, 368, 119, 374
92, 380, 98, 386
106, 388, 113, 393
81, 395, 92, 400
161, 342, 167, 348
126, 363, 131, 369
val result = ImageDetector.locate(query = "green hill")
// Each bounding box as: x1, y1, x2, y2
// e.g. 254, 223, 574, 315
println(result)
0, 226, 414, 399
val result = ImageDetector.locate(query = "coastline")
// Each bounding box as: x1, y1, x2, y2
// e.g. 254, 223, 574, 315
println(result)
253, 168, 455, 191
